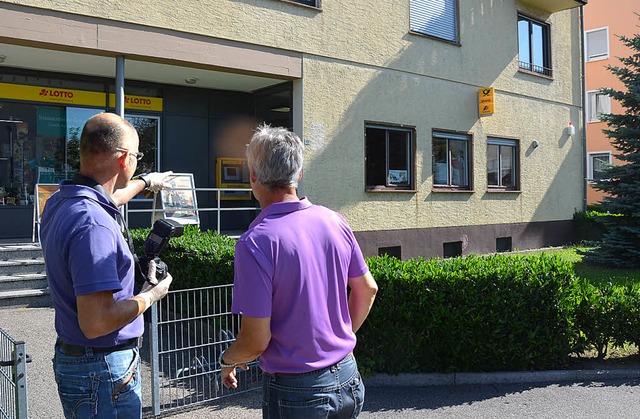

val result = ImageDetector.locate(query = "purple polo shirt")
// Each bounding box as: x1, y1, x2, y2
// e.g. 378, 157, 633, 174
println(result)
40, 181, 143, 347
232, 197, 369, 374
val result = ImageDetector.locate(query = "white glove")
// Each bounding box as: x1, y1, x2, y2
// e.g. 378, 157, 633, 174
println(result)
137, 260, 173, 311
141, 171, 174, 193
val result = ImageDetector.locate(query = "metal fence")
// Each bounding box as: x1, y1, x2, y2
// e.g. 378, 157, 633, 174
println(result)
149, 284, 261, 416
0, 329, 27, 419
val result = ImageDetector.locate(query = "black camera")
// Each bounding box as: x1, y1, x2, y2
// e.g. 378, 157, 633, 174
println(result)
136, 219, 184, 286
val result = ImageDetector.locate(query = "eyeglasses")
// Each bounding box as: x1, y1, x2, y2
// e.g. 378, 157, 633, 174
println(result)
116, 147, 144, 161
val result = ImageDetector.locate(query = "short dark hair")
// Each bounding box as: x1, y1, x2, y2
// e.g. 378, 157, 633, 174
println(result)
79, 114, 133, 156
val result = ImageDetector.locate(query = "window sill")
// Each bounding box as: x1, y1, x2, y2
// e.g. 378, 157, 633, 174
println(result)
517, 68, 553, 81
366, 187, 416, 193
431, 187, 474, 193
277, 0, 322, 10
486, 188, 521, 194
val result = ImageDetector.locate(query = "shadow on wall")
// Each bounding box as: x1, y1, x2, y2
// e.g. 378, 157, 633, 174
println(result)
299, 2, 582, 253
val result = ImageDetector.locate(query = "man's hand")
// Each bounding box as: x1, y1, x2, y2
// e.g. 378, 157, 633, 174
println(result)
221, 364, 249, 389
142, 171, 174, 193
138, 260, 173, 310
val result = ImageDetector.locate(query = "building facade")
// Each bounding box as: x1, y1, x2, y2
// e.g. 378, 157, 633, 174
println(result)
583, 0, 636, 205
0, 0, 585, 259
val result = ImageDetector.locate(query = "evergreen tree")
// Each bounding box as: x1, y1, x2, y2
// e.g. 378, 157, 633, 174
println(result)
585, 34, 640, 267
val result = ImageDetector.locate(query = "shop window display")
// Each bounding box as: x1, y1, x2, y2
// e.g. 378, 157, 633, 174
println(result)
0, 102, 159, 206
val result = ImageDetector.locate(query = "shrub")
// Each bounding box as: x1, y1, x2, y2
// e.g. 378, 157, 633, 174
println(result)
130, 225, 236, 289
356, 253, 575, 373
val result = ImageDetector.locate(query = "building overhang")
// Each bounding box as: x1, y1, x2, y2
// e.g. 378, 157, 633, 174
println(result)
518, 0, 586, 13
0, 3, 301, 93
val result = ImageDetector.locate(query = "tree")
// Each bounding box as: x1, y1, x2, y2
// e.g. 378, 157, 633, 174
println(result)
585, 34, 640, 268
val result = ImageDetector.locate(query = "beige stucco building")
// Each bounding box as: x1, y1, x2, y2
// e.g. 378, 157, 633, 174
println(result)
0, 0, 585, 258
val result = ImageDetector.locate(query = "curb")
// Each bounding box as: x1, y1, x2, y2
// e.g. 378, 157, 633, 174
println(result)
365, 369, 640, 387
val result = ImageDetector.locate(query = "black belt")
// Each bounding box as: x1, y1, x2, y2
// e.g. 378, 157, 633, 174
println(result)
57, 337, 140, 356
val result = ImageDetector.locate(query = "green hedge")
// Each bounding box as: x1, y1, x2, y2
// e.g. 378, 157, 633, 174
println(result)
129, 227, 640, 373
573, 210, 621, 243
355, 254, 575, 374
130, 225, 236, 289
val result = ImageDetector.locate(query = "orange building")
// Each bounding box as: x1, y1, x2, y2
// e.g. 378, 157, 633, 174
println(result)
584, 0, 638, 204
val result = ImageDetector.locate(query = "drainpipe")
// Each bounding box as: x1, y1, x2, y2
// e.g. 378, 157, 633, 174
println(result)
580, 6, 588, 211
115, 56, 125, 118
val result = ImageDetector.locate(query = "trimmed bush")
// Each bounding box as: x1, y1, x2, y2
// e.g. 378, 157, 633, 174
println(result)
355, 253, 575, 374
131, 225, 236, 289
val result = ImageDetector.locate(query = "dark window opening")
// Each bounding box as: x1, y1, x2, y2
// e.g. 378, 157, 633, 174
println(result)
443, 241, 463, 258
496, 237, 513, 253
378, 246, 402, 259
365, 124, 414, 191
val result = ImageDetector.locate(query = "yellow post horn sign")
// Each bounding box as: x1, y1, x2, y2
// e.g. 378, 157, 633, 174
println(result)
479, 87, 495, 116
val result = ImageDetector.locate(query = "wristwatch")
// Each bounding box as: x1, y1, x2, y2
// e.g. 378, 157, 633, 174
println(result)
138, 173, 151, 189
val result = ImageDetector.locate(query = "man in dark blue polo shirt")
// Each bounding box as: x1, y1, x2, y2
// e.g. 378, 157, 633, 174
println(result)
41, 112, 174, 418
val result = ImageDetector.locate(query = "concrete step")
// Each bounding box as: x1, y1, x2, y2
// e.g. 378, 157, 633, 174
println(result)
0, 288, 51, 308
0, 273, 48, 291
0, 243, 42, 261
0, 259, 46, 276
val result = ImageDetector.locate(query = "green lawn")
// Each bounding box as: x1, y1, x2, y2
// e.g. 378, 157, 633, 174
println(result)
521, 246, 640, 286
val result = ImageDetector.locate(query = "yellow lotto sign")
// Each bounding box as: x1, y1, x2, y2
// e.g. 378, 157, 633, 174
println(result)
0, 82, 105, 107
0, 83, 163, 111
108, 94, 163, 112
479, 87, 495, 115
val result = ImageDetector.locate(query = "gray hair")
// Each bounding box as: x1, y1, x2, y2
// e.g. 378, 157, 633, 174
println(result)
246, 124, 304, 190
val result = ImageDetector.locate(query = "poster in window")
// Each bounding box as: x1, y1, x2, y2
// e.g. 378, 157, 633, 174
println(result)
388, 170, 408, 185
159, 173, 199, 225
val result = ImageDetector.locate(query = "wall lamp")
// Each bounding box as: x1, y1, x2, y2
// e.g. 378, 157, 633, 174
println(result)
567, 122, 575, 136
0, 55, 6, 64
185, 76, 198, 85
531, 140, 540, 149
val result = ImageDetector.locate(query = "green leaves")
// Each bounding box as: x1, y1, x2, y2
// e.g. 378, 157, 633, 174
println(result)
357, 253, 575, 374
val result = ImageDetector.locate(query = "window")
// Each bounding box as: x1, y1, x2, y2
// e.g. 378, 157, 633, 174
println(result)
365, 123, 414, 191
518, 14, 551, 77
432, 131, 471, 189
588, 152, 611, 181
587, 91, 611, 122
487, 137, 519, 190
410, 0, 459, 43
496, 237, 513, 253
443, 241, 463, 258
585, 27, 609, 61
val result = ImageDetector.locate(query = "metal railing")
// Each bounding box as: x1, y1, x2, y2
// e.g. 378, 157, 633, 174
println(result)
0, 329, 28, 419
124, 187, 257, 237
518, 60, 553, 77
148, 285, 261, 416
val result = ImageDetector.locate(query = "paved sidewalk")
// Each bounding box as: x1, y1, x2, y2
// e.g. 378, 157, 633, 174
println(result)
3, 306, 640, 418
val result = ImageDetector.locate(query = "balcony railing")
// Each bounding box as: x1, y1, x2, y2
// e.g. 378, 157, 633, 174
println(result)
518, 61, 553, 78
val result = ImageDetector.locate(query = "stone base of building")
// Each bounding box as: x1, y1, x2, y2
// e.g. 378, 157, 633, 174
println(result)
354, 220, 576, 260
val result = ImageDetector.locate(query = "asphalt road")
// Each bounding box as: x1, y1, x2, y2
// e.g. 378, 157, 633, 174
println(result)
3, 307, 640, 418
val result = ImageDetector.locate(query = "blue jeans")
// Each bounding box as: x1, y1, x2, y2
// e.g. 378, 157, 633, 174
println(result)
262, 353, 365, 419
53, 342, 142, 419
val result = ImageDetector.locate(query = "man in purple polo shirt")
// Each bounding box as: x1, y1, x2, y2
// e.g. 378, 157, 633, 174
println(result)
41, 113, 174, 418
220, 124, 378, 418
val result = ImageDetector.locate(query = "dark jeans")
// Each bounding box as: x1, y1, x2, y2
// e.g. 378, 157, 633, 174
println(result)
262, 353, 365, 419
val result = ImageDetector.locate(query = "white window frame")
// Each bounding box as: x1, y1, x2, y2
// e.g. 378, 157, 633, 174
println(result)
586, 90, 612, 123
585, 27, 609, 62
410, 0, 460, 43
587, 151, 612, 183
